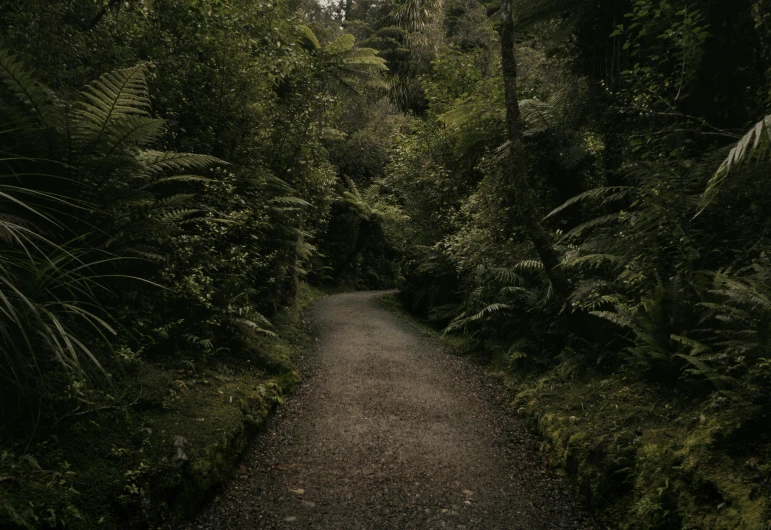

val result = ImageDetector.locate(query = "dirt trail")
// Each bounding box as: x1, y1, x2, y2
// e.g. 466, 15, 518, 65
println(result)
186, 291, 598, 530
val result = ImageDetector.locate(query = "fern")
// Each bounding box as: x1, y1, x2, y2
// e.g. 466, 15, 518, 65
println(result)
545, 186, 633, 220
76, 65, 151, 146
0, 49, 56, 127
560, 253, 621, 270
296, 25, 321, 51
138, 151, 222, 175
697, 114, 771, 214
514, 259, 544, 272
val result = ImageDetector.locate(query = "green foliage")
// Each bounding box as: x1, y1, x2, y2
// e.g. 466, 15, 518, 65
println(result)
3, 0, 771, 527
382, 0, 771, 525
698, 114, 771, 213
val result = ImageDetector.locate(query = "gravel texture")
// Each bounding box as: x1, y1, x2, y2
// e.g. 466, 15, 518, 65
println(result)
184, 291, 600, 530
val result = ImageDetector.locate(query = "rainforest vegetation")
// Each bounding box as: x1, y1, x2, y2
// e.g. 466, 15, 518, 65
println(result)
0, 0, 770, 528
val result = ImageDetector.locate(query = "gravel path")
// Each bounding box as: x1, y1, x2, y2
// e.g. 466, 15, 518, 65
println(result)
185, 291, 599, 530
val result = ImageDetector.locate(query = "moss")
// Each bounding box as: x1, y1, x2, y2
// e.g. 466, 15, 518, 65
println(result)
511, 372, 771, 529
0, 284, 326, 530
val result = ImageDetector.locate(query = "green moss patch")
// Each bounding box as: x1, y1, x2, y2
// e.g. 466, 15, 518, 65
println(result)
0, 284, 327, 529
512, 372, 771, 529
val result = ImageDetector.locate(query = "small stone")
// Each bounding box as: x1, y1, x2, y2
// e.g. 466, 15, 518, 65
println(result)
284, 516, 297, 522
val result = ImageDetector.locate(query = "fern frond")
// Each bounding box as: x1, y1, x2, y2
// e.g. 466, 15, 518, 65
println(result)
159, 208, 200, 221
235, 318, 276, 337
590, 310, 633, 329
560, 253, 621, 270
545, 186, 633, 220
490, 267, 525, 285
514, 259, 544, 272
562, 213, 621, 239
271, 196, 312, 207
138, 150, 223, 175
296, 25, 321, 51
156, 193, 195, 207
697, 114, 771, 214
0, 49, 57, 127
326, 34, 356, 54
468, 303, 510, 321
99, 116, 166, 156
142, 175, 214, 188
76, 64, 151, 145
670, 334, 710, 355
519, 99, 553, 132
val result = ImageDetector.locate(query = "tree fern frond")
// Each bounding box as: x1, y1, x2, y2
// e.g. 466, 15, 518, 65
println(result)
99, 116, 166, 156
296, 25, 321, 51
76, 64, 151, 144
156, 193, 196, 208
562, 213, 621, 239
235, 318, 276, 336
590, 310, 633, 329
138, 150, 223, 175
670, 334, 710, 355
519, 99, 553, 132
545, 186, 633, 220
697, 114, 771, 215
514, 259, 544, 272
326, 34, 356, 55
159, 208, 200, 221
271, 196, 313, 207
468, 303, 511, 321
0, 49, 57, 127
560, 253, 621, 270
142, 175, 214, 188
490, 267, 525, 285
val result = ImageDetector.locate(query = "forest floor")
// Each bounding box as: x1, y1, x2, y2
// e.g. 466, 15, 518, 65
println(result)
184, 291, 599, 530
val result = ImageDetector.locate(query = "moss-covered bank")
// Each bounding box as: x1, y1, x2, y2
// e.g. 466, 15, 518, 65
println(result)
513, 370, 771, 529
0, 284, 326, 529
379, 294, 771, 530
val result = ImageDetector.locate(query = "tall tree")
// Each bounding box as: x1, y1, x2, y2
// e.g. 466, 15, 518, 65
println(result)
499, 0, 570, 298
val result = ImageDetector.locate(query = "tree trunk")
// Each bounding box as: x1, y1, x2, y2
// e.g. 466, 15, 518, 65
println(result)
500, 0, 571, 299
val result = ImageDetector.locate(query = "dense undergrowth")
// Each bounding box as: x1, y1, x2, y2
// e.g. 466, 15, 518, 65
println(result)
368, 0, 771, 527
381, 293, 771, 529
0, 1, 395, 527
2, 0, 771, 528
0, 283, 323, 529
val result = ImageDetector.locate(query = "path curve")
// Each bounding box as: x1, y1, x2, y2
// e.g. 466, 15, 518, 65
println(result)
186, 291, 598, 529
